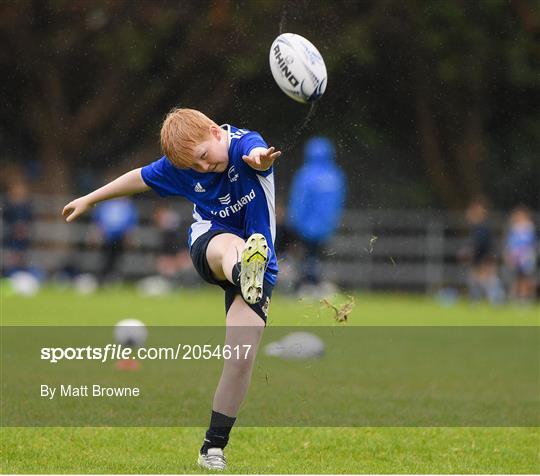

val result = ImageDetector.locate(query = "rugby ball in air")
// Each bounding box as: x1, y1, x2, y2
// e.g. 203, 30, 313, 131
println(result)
269, 33, 327, 104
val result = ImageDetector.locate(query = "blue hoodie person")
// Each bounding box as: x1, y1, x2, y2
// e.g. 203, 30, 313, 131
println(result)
287, 137, 346, 285
93, 197, 138, 281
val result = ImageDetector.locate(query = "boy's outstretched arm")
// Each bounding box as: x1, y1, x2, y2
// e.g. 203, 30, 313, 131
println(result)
62, 168, 150, 222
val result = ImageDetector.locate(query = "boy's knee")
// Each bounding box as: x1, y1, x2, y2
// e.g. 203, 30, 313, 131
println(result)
226, 353, 256, 376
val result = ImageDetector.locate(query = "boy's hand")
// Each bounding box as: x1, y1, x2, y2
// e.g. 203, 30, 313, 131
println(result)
242, 146, 281, 171
62, 197, 93, 222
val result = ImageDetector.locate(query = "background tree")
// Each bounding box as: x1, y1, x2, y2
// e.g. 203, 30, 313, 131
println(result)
1, 0, 538, 209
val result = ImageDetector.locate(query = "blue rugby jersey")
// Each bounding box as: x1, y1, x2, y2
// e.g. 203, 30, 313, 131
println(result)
141, 125, 277, 285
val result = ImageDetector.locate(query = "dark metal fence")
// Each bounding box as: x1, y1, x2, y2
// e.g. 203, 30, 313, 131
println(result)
2, 194, 538, 292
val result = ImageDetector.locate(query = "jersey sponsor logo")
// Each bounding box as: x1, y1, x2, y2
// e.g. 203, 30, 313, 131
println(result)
211, 189, 256, 219
218, 193, 231, 205
194, 182, 206, 193
228, 165, 239, 182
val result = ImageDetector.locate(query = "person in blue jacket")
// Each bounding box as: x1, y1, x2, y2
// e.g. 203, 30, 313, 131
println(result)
287, 137, 346, 289
93, 197, 138, 282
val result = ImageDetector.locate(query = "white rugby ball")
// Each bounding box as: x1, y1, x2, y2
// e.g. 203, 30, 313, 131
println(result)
269, 33, 327, 104
264, 332, 325, 359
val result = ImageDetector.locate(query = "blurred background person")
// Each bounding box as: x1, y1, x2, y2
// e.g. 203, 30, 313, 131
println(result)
3, 181, 34, 276
274, 202, 299, 294
153, 204, 196, 285
504, 206, 537, 303
93, 197, 138, 284
287, 137, 346, 297
459, 197, 504, 304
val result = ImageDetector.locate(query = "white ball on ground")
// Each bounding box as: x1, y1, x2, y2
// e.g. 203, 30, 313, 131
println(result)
73, 273, 98, 295
264, 332, 325, 359
136, 275, 172, 297
9, 271, 40, 297
114, 319, 148, 348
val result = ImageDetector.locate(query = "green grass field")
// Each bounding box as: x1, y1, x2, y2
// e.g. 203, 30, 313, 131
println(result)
1, 286, 539, 473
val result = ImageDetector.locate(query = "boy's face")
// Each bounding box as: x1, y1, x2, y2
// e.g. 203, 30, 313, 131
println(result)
191, 125, 229, 173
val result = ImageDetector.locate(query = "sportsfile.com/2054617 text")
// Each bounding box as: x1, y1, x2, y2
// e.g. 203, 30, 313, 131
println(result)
40, 344, 252, 363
